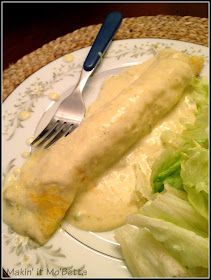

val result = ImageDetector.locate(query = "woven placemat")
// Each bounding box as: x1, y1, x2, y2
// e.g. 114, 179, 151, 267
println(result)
3, 15, 208, 100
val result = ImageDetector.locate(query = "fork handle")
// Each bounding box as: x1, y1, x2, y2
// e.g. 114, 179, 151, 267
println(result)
83, 11, 122, 71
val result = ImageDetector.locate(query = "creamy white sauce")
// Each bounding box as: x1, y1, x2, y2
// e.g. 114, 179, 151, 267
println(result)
65, 63, 196, 232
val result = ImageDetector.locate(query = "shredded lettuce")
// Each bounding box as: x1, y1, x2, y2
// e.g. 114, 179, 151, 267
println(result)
150, 77, 208, 218
191, 76, 208, 110
139, 189, 208, 237
163, 183, 187, 200
114, 77, 209, 277
181, 108, 208, 149
128, 214, 208, 269
181, 147, 208, 219
115, 225, 190, 277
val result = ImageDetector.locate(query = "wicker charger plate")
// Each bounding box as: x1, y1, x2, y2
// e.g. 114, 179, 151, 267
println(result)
3, 15, 208, 100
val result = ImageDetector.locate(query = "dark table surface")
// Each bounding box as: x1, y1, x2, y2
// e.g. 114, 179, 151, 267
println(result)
2, 1, 208, 278
3, 2, 208, 70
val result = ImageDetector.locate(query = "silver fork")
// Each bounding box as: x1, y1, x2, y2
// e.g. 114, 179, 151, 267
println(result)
31, 11, 122, 149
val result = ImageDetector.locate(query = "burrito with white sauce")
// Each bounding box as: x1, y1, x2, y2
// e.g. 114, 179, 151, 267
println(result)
3, 49, 204, 244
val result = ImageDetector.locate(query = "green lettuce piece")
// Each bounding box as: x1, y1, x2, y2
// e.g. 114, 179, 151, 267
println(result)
150, 149, 182, 193
160, 77, 208, 150
185, 188, 208, 220
191, 76, 208, 110
151, 108, 208, 194
181, 147, 208, 219
164, 183, 187, 200
140, 190, 208, 237
133, 164, 153, 200
115, 224, 190, 277
179, 77, 208, 151
181, 108, 208, 149
128, 214, 208, 268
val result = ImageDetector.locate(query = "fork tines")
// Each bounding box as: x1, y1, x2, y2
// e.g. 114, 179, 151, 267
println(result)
31, 120, 77, 149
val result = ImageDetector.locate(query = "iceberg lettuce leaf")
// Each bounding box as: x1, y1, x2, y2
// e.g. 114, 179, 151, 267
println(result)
139, 190, 208, 237
181, 147, 208, 219
115, 224, 190, 277
128, 214, 208, 269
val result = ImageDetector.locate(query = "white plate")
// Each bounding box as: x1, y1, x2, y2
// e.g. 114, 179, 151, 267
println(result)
2, 38, 208, 278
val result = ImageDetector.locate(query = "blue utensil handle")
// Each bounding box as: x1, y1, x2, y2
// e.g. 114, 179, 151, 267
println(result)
83, 11, 122, 71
